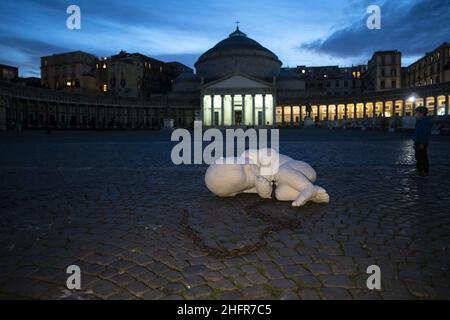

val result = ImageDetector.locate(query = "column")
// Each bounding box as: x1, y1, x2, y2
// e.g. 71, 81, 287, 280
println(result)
200, 94, 204, 124
401, 99, 406, 117
46, 101, 49, 127
363, 102, 367, 118
353, 104, 357, 119
262, 94, 266, 126
231, 95, 235, 126
372, 102, 376, 117
221, 95, 225, 126
317, 104, 321, 122
344, 104, 348, 119
290, 106, 294, 126
445, 96, 449, 116
434, 96, 438, 116
54, 102, 58, 128
241, 95, 246, 126
335, 105, 338, 120
382, 101, 386, 117
252, 94, 255, 126
78, 104, 81, 128
299, 105, 303, 123
326, 105, 330, 121
272, 94, 276, 128
282, 106, 285, 126
211, 95, 215, 126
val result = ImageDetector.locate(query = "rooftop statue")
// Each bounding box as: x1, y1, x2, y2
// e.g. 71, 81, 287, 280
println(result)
205, 149, 330, 207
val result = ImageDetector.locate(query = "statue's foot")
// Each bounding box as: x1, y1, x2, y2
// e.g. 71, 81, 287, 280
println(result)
292, 195, 308, 207
312, 186, 330, 203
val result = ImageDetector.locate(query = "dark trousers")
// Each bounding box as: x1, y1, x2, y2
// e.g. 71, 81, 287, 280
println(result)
414, 143, 429, 174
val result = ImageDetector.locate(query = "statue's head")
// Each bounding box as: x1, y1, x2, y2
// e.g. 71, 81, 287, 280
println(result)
205, 157, 258, 197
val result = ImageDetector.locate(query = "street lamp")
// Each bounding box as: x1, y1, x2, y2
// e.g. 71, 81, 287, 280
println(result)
408, 95, 417, 114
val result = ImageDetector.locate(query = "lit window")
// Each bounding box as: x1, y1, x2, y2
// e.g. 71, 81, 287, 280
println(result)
96, 64, 99, 69
302, 70, 305, 74
160, 66, 163, 72
66, 81, 72, 87
103, 63, 107, 69
102, 84, 108, 92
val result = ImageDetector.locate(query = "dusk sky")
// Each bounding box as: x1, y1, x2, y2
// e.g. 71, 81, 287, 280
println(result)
1, 0, 448, 77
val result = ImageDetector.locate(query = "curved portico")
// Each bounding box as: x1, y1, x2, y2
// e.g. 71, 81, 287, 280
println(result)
276, 83, 450, 126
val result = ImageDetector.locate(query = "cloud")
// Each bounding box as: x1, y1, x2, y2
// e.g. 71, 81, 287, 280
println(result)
2, 0, 447, 75
300, 0, 450, 65
0, 37, 70, 77
0, 37, 68, 57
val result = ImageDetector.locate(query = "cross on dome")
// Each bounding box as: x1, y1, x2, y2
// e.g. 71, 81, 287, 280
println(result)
229, 22, 247, 38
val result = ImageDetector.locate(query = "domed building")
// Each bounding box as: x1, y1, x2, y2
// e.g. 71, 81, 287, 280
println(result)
195, 27, 295, 127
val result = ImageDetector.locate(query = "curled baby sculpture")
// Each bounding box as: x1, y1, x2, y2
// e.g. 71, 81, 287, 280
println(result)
205, 149, 330, 207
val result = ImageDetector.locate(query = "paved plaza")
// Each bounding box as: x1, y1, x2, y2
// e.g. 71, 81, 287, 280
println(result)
0, 128, 449, 300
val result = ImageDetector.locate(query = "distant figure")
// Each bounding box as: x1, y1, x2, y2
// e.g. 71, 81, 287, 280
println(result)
413, 107, 433, 177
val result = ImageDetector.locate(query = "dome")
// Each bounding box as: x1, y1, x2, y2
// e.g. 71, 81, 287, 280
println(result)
172, 72, 201, 92
195, 27, 282, 82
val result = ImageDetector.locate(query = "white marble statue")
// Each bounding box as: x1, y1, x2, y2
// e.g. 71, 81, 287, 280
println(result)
205, 149, 330, 207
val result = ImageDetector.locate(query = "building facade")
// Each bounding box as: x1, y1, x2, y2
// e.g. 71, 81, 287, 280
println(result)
41, 51, 99, 94
0, 81, 199, 130
366, 51, 402, 92
402, 42, 450, 88
294, 65, 367, 97
0, 64, 18, 82
96, 51, 171, 98
1, 27, 449, 131
194, 27, 281, 127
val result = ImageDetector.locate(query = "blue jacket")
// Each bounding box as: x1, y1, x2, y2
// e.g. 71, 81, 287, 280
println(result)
413, 117, 433, 145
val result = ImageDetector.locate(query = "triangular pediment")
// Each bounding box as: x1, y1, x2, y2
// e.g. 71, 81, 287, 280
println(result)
204, 74, 272, 89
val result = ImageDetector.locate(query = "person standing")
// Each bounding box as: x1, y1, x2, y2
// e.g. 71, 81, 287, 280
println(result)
413, 107, 433, 177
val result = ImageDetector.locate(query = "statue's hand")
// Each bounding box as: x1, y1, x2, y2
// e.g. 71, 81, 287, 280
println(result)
255, 176, 273, 199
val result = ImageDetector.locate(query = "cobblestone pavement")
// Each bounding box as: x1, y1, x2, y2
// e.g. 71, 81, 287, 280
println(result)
0, 129, 449, 300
